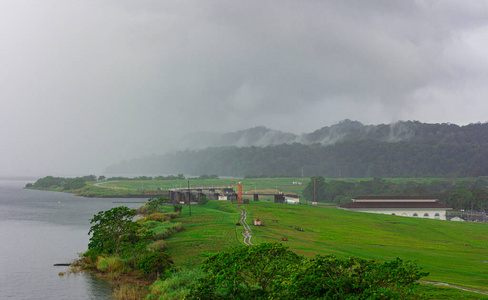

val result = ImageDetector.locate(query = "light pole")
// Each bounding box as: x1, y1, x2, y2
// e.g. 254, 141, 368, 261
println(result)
188, 180, 191, 217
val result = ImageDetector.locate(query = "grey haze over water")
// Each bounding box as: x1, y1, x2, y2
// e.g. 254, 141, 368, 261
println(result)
2, 1, 488, 176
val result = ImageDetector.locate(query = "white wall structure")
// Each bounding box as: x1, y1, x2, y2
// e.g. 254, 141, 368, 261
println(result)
285, 196, 300, 204
339, 196, 452, 220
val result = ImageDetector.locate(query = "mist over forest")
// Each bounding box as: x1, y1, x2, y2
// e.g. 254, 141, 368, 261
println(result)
106, 120, 488, 178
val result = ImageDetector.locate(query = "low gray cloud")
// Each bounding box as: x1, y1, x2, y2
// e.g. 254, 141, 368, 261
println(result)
1, 0, 488, 176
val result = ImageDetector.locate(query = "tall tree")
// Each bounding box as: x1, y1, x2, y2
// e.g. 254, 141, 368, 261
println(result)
88, 206, 144, 256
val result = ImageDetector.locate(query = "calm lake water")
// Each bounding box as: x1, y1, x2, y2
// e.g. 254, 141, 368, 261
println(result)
0, 178, 144, 299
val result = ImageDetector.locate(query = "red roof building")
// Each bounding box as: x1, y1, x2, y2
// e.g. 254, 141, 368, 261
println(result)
339, 196, 452, 220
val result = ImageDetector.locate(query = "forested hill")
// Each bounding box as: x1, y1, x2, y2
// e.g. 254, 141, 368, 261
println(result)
105, 120, 488, 178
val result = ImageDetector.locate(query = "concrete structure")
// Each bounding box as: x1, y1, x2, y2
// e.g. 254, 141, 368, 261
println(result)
284, 195, 300, 204
339, 196, 452, 220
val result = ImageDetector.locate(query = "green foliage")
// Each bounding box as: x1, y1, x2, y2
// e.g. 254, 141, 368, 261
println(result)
287, 256, 428, 299
111, 284, 149, 300
151, 222, 184, 240
147, 240, 167, 252
82, 175, 97, 181
96, 256, 129, 274
198, 196, 209, 206
146, 268, 204, 300
136, 250, 173, 275
62, 177, 86, 190
144, 213, 169, 222
31, 176, 65, 188
106, 121, 488, 178
187, 243, 428, 299
143, 197, 171, 214
301, 177, 488, 211
27, 175, 87, 190
187, 243, 302, 299
303, 176, 326, 202
173, 204, 183, 213
88, 206, 149, 256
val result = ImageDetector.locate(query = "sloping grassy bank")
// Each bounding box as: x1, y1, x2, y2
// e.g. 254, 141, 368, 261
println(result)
161, 200, 488, 299
243, 202, 488, 290
164, 201, 242, 266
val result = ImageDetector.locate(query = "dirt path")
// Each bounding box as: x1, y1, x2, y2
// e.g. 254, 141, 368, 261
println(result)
421, 280, 488, 295
93, 181, 128, 190
237, 206, 253, 245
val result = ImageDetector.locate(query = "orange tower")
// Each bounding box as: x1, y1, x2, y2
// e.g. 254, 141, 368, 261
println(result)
238, 183, 242, 204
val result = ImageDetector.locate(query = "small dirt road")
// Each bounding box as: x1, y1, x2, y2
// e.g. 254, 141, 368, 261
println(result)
237, 206, 253, 245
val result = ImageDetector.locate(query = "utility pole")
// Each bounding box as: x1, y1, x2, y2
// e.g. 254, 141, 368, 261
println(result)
188, 180, 191, 217
314, 177, 316, 204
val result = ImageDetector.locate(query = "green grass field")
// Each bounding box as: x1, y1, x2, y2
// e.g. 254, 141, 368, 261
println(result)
92, 177, 308, 196
161, 200, 488, 298
95, 178, 488, 298
88, 176, 483, 199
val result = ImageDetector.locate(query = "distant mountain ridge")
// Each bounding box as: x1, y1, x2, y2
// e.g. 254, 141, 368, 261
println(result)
177, 119, 486, 149
106, 120, 488, 178
178, 126, 297, 149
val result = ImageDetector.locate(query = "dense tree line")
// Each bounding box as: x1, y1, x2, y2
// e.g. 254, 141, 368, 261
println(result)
303, 177, 488, 212
106, 140, 488, 178
106, 174, 186, 181
106, 121, 488, 178
26, 176, 87, 190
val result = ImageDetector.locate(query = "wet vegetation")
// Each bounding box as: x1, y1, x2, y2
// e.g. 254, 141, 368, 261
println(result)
33, 175, 488, 298
106, 121, 488, 178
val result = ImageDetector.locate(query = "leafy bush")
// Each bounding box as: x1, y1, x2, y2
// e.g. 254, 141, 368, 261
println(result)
287, 256, 428, 299
96, 256, 129, 274
145, 213, 168, 222
147, 240, 167, 252
164, 212, 179, 219
173, 204, 183, 213
152, 222, 184, 240
187, 243, 429, 300
112, 284, 148, 300
143, 197, 171, 214
136, 250, 173, 275
198, 196, 209, 206
147, 268, 204, 300
146, 212, 178, 221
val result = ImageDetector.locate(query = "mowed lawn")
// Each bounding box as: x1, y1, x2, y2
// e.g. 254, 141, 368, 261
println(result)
167, 200, 488, 294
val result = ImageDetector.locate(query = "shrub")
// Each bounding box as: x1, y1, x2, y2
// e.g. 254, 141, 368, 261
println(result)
112, 284, 149, 300
198, 196, 209, 206
173, 204, 183, 213
96, 256, 129, 275
136, 250, 173, 275
147, 268, 204, 300
147, 240, 167, 251
164, 212, 179, 219
142, 220, 164, 229
146, 213, 168, 222
137, 205, 151, 215
152, 222, 184, 240
187, 243, 429, 299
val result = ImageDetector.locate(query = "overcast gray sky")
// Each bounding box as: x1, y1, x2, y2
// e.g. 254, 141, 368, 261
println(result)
2, 0, 488, 176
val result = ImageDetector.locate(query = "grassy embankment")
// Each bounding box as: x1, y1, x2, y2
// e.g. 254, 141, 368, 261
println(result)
89, 178, 487, 298
152, 200, 488, 299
